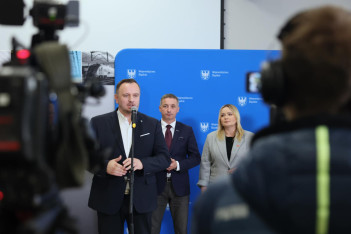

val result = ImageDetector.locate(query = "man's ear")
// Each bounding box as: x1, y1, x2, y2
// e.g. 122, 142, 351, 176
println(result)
114, 94, 119, 104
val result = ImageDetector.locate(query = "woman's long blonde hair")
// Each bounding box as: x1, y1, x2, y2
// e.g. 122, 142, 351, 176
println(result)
216, 104, 244, 141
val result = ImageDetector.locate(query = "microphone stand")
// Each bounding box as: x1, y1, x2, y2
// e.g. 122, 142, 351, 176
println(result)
129, 108, 137, 234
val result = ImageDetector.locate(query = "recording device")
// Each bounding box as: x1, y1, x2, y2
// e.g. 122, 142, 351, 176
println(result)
245, 62, 287, 124
245, 61, 286, 107
131, 106, 137, 128
0, 1, 108, 233
245, 61, 285, 107
246, 59, 288, 129
246, 71, 261, 93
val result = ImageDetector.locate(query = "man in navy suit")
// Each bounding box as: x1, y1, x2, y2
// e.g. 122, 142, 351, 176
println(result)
88, 79, 171, 234
151, 94, 201, 234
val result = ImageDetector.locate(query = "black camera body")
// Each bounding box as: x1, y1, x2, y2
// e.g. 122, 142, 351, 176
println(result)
0, 65, 52, 216
0, 66, 47, 163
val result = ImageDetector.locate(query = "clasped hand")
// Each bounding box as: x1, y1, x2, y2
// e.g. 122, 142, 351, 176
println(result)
166, 158, 177, 172
106, 155, 143, 177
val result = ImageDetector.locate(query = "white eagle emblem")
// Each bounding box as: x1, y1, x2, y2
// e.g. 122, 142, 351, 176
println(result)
127, 69, 136, 79
200, 122, 209, 132
200, 70, 210, 80
238, 96, 247, 107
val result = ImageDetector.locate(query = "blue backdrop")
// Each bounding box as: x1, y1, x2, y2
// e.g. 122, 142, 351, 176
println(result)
115, 49, 280, 233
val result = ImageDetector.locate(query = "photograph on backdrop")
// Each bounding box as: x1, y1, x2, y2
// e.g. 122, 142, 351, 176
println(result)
82, 51, 115, 85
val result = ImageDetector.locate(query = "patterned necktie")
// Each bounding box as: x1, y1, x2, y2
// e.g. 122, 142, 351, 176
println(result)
165, 125, 172, 150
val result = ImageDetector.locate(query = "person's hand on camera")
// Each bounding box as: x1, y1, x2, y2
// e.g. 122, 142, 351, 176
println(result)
123, 158, 144, 171
106, 156, 127, 176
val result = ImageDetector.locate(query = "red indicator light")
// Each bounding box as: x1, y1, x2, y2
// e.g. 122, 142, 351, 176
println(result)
0, 141, 21, 151
16, 49, 31, 60
0, 191, 3, 201
0, 116, 13, 124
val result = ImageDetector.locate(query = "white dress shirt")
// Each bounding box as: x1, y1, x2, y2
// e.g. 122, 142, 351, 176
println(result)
117, 110, 133, 194
117, 109, 132, 157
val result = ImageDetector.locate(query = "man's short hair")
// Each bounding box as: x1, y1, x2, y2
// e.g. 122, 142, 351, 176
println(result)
115, 79, 140, 94
280, 6, 351, 113
160, 94, 179, 105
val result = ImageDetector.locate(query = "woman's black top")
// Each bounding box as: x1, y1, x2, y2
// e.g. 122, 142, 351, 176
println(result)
225, 136, 234, 161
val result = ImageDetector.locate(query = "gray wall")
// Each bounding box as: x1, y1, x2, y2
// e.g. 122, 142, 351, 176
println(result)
1, 0, 220, 52
223, 0, 351, 50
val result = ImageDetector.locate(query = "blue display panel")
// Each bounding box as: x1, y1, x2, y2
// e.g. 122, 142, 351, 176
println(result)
115, 49, 280, 234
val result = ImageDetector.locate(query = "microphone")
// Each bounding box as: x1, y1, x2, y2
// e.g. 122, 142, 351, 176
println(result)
131, 106, 138, 128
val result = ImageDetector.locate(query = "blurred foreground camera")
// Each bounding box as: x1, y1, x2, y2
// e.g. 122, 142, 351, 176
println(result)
0, 1, 109, 234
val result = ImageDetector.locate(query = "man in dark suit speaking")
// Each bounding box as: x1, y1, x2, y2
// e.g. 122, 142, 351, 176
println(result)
151, 94, 201, 234
88, 79, 171, 234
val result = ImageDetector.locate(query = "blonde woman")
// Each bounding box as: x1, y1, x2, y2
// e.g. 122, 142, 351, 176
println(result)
197, 104, 254, 193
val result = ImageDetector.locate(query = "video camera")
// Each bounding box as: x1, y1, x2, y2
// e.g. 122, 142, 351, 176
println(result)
246, 67, 286, 125
0, 1, 108, 233
246, 71, 261, 93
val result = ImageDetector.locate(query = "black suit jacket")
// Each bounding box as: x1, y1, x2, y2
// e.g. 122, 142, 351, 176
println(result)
88, 109, 170, 214
156, 121, 201, 197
